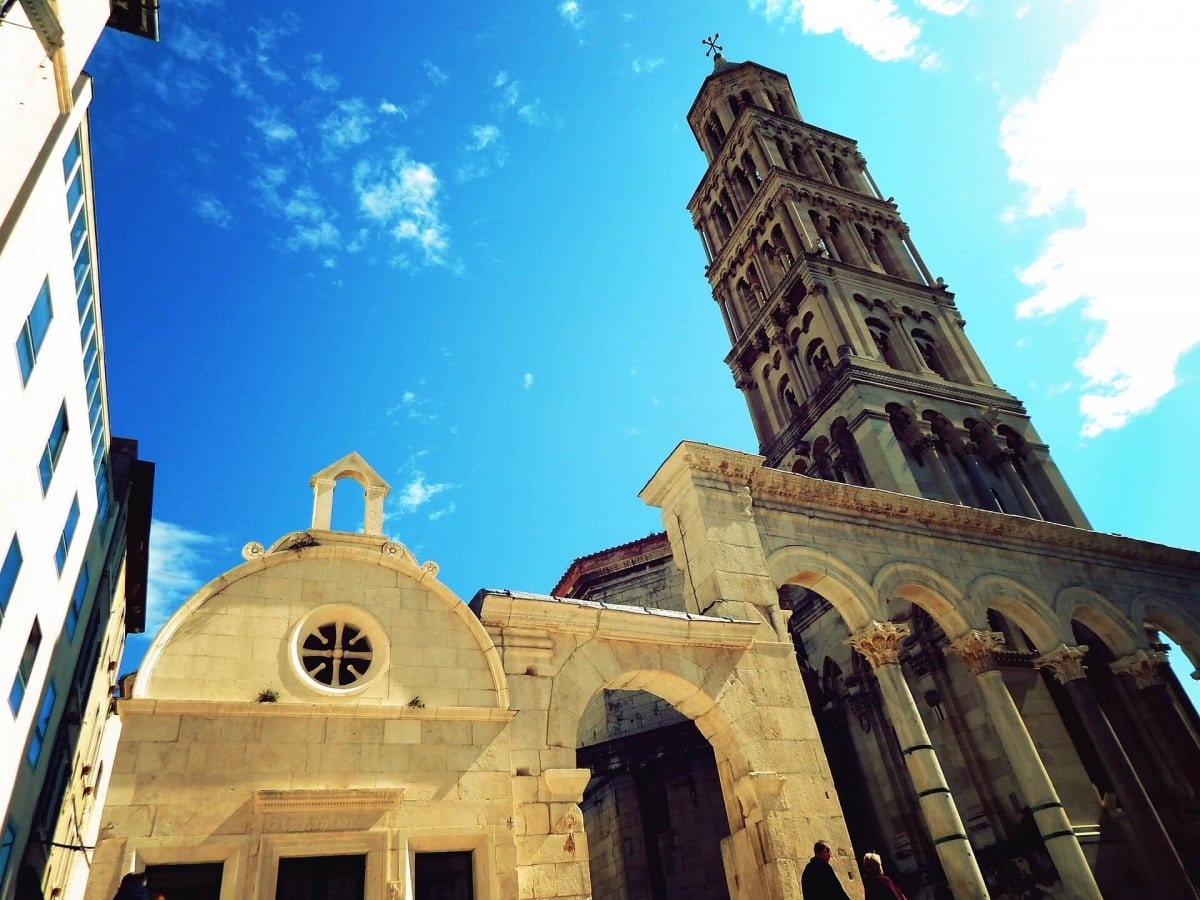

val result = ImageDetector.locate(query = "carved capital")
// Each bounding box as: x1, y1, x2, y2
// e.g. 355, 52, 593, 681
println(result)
948, 631, 1006, 675
847, 620, 910, 668
1110, 649, 1169, 689
1035, 644, 1089, 683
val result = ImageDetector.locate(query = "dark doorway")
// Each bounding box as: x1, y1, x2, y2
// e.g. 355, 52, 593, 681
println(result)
145, 862, 224, 900
276, 854, 365, 900
414, 851, 474, 900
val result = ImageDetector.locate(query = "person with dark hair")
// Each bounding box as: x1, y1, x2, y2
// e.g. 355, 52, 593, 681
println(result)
861, 852, 907, 900
112, 871, 150, 900
801, 840, 851, 900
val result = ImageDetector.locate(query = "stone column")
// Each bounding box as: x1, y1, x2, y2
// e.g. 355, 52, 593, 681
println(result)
847, 621, 990, 899
1035, 645, 1197, 898
1111, 649, 1200, 800
948, 632, 1102, 900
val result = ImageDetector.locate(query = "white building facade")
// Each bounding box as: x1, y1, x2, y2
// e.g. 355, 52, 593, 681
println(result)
1, 2, 155, 897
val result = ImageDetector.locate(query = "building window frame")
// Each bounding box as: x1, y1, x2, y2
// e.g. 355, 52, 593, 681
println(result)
66, 564, 89, 639
15, 278, 53, 385
55, 495, 81, 574
9, 618, 42, 715
1, 536, 20, 623
39, 402, 70, 493
26, 680, 57, 767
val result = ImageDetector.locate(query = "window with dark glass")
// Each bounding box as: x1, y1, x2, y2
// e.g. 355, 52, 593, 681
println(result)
415, 851, 474, 900
39, 403, 69, 493
276, 853, 365, 900
66, 564, 88, 639
1, 536, 20, 622
145, 861, 224, 900
55, 495, 80, 574
9, 618, 42, 715
0, 820, 16, 892
26, 681, 56, 766
16, 279, 53, 384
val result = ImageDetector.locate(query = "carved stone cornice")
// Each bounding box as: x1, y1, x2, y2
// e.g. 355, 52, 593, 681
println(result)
1110, 649, 1169, 689
1035, 644, 1089, 684
846, 620, 910, 668
254, 788, 403, 814
947, 631, 1006, 675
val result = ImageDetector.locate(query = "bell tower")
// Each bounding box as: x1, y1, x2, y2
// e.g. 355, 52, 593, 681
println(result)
688, 52, 1089, 527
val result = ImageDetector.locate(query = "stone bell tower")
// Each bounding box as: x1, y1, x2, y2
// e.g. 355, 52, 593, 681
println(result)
687, 52, 1089, 527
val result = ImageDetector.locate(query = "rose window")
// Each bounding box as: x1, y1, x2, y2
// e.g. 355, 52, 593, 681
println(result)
298, 621, 374, 688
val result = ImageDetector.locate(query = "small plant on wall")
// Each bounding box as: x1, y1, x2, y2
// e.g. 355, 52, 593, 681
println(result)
256, 688, 279, 703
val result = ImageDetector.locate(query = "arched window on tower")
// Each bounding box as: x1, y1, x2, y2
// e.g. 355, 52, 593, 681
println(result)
777, 375, 799, 420
911, 329, 947, 377
866, 318, 904, 370
711, 204, 732, 241
742, 151, 762, 187
732, 166, 755, 204
831, 417, 869, 486
825, 216, 858, 264
729, 94, 742, 119
770, 224, 794, 271
830, 156, 853, 189
855, 223, 882, 270
805, 339, 832, 381
738, 278, 759, 320
871, 229, 908, 278
775, 138, 793, 173
719, 188, 738, 223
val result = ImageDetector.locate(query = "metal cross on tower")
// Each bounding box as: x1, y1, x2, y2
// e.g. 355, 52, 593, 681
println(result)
702, 33, 723, 57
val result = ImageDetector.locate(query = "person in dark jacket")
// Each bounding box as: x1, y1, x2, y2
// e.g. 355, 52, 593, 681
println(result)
861, 852, 907, 900
113, 871, 150, 900
801, 840, 851, 900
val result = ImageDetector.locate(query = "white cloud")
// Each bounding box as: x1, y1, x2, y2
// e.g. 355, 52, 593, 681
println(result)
469, 124, 501, 150
493, 71, 510, 88
632, 57, 664, 75
195, 193, 232, 228
252, 111, 296, 142
1000, 0, 1200, 436
379, 99, 406, 118
145, 520, 221, 634
559, 0, 584, 28
751, 0, 921, 62
320, 98, 373, 151
397, 473, 451, 511
916, 0, 969, 14
305, 53, 340, 92
517, 101, 548, 126
523, 372, 534, 389
424, 60, 449, 86
428, 502, 456, 521
353, 151, 449, 265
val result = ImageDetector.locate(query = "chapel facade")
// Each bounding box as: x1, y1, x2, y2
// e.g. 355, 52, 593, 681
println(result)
79, 54, 1200, 900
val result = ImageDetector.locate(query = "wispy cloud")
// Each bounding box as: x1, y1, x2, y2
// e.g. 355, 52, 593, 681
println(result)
523, 372, 534, 389
631, 57, 664, 75
1000, 0, 1200, 436
387, 388, 438, 422
424, 60, 449, 87
558, 0, 584, 29
469, 124, 501, 151
145, 520, 222, 634
252, 110, 296, 142
195, 193, 232, 228
305, 52, 340, 92
353, 151, 449, 265
320, 97, 373, 151
396, 473, 451, 511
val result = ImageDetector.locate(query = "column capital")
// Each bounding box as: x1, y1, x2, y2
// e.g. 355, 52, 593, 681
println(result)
846, 620, 910, 668
1035, 643, 1089, 683
1110, 648, 1169, 689
947, 630, 1006, 675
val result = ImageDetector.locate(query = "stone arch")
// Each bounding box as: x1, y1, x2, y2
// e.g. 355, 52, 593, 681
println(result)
310, 451, 390, 535
968, 574, 1065, 651
1056, 585, 1140, 656
765, 545, 877, 630
1131, 592, 1200, 670
871, 561, 973, 638
133, 542, 510, 708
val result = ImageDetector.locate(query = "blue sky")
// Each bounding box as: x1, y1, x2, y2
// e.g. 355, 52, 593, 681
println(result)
85, 0, 1200, 704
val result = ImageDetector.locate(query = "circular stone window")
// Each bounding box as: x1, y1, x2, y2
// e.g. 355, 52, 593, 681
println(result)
290, 605, 388, 694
